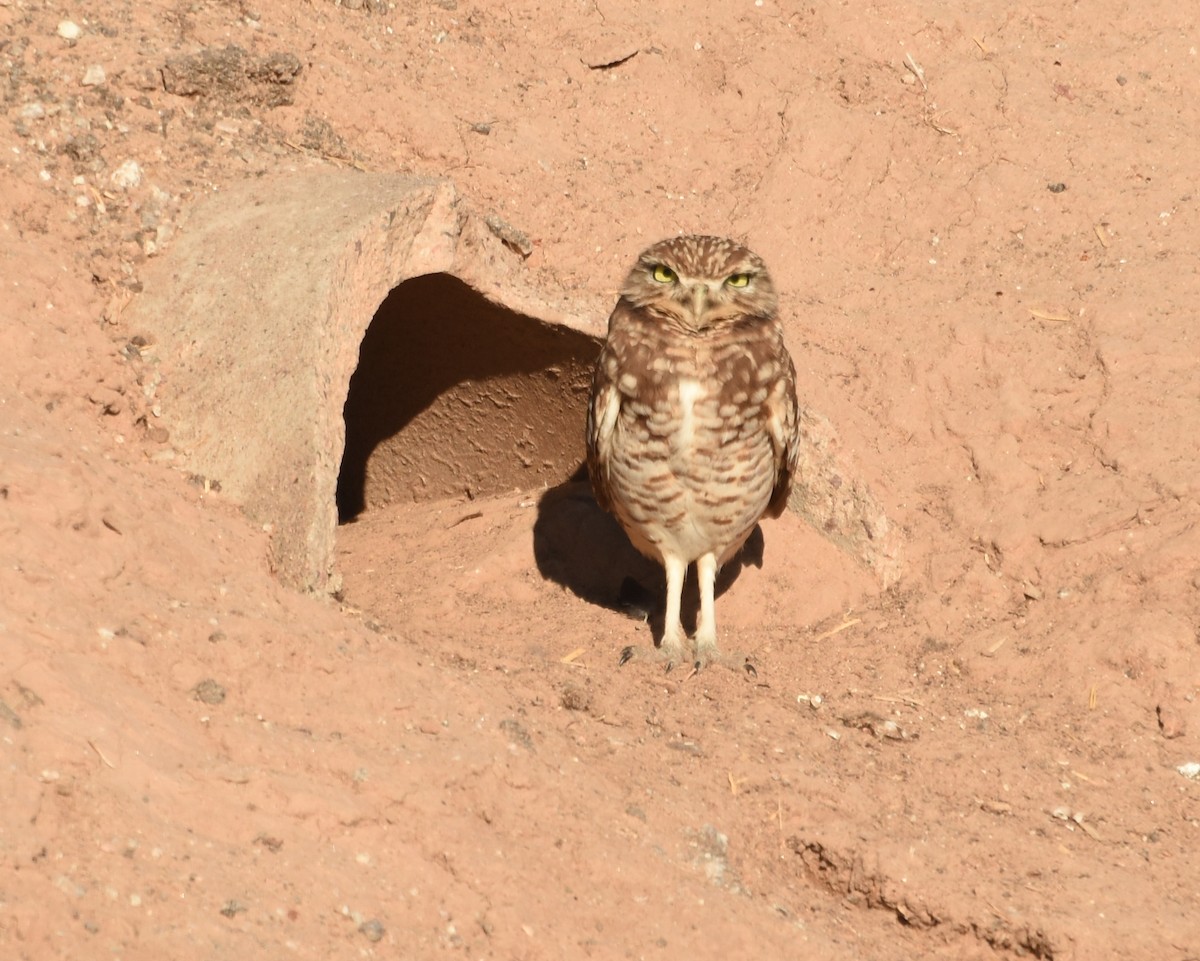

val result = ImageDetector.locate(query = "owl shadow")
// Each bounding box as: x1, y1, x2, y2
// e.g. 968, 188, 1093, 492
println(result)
532, 465, 763, 641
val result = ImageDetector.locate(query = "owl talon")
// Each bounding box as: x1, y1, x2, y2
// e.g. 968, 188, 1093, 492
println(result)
618, 646, 636, 667
743, 660, 758, 678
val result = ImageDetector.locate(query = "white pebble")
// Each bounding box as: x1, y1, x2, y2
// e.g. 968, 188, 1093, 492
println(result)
110, 159, 143, 190
82, 65, 107, 87
57, 20, 83, 41
20, 102, 45, 120
1179, 761, 1200, 779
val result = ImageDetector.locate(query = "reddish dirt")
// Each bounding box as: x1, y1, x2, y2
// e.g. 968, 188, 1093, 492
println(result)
3, 1, 1200, 959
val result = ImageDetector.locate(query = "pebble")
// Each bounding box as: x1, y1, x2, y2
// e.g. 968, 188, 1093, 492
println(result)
1178, 761, 1200, 779
192, 679, 226, 706
1158, 703, 1186, 739
57, 20, 83, 41
110, 159, 143, 190
358, 919, 385, 942
20, 103, 45, 120
82, 65, 107, 87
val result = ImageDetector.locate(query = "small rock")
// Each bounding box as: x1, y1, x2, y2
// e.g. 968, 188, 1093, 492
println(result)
192, 679, 227, 705
559, 682, 591, 712
1177, 761, 1200, 780
358, 918, 385, 942
57, 20, 83, 41
841, 710, 917, 741
82, 65, 107, 87
20, 102, 45, 120
1158, 703, 1187, 739
88, 387, 124, 415
62, 133, 102, 164
485, 214, 534, 258
110, 159, 143, 190
0, 697, 21, 729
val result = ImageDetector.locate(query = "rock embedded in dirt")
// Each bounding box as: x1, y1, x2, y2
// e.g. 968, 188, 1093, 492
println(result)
1156, 702, 1186, 739
358, 918, 385, 942
161, 45, 302, 108
0, 697, 21, 729
62, 133, 102, 165
110, 159, 142, 190
558, 682, 591, 712
192, 679, 227, 705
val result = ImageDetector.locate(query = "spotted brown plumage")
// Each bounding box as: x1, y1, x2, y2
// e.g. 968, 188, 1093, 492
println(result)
586, 235, 800, 673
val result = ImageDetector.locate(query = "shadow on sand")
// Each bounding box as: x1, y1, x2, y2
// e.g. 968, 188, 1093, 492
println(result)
532, 464, 764, 646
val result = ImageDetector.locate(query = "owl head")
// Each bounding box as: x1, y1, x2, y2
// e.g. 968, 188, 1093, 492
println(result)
618, 234, 778, 332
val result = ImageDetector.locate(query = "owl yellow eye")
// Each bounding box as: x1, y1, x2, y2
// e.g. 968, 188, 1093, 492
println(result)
725, 272, 751, 288
652, 264, 677, 284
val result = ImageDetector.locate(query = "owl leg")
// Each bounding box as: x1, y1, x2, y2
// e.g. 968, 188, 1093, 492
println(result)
692, 552, 721, 669
692, 552, 756, 677
619, 554, 686, 671
657, 554, 688, 668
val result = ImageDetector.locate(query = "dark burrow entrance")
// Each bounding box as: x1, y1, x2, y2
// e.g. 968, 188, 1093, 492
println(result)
337, 273, 599, 523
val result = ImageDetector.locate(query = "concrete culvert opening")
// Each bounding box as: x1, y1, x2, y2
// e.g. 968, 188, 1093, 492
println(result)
126, 171, 610, 592
337, 273, 597, 521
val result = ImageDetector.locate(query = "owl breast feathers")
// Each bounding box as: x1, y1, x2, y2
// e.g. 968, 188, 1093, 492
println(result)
585, 235, 800, 671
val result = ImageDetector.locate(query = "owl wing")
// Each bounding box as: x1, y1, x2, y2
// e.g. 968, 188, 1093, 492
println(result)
585, 341, 622, 514
764, 349, 800, 519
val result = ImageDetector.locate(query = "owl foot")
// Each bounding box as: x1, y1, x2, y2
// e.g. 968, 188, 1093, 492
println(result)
619, 634, 687, 673
690, 639, 757, 678
619, 640, 756, 678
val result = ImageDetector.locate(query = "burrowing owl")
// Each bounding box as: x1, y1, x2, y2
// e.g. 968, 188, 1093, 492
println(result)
586, 235, 799, 673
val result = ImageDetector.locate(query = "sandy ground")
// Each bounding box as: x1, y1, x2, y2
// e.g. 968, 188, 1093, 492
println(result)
3, 1, 1200, 958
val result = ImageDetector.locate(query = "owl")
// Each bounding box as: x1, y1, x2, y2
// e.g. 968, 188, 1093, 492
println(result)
586, 235, 799, 674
